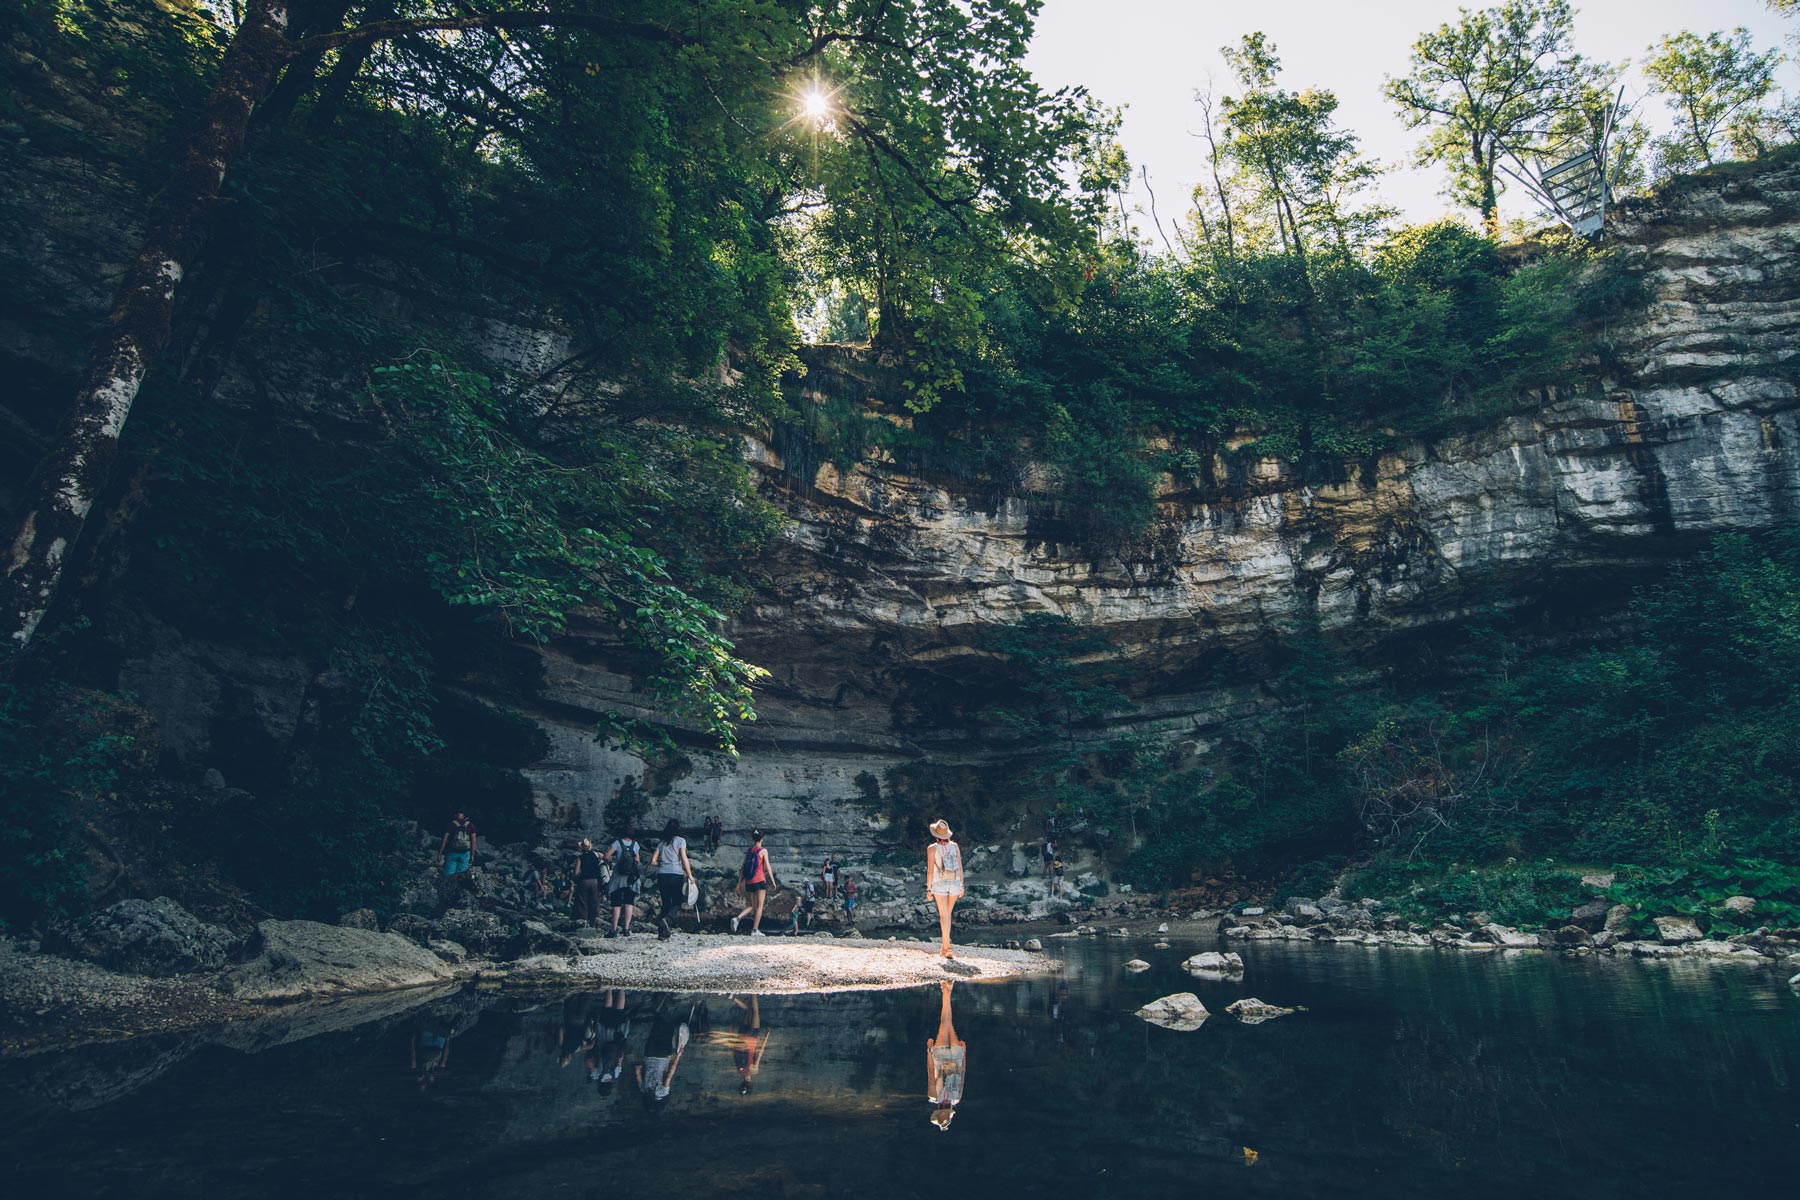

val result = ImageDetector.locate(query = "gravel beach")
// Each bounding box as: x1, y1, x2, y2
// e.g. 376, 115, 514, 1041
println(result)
545, 934, 1051, 993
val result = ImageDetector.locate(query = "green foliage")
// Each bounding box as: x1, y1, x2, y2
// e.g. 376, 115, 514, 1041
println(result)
1365, 862, 1589, 929
1340, 529, 1800, 925
1607, 860, 1800, 934
1644, 28, 1785, 170
1384, 0, 1598, 225
1209, 34, 1392, 258
0, 666, 138, 929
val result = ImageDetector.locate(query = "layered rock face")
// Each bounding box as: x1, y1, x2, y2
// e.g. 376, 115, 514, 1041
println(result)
513, 159, 1800, 862
3, 17, 1793, 876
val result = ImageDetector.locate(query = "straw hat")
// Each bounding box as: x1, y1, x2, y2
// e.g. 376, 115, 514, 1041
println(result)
928, 819, 953, 840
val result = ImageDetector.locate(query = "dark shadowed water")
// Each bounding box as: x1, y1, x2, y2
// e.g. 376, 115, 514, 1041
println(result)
4, 937, 1797, 1198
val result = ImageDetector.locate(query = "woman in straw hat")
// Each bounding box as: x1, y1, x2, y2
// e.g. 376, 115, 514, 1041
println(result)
925, 818, 964, 958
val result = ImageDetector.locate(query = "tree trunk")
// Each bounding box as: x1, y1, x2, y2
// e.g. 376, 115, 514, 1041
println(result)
2, 3, 294, 650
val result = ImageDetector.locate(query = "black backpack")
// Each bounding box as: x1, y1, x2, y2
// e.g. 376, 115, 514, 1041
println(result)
614, 841, 641, 879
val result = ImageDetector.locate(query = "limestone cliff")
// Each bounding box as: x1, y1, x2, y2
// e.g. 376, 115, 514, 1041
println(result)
512, 158, 1800, 863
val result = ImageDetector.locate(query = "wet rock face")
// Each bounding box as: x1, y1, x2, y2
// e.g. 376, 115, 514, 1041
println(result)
45, 898, 238, 978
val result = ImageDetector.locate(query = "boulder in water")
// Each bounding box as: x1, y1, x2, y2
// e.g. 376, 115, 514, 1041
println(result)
46, 897, 238, 977
1226, 998, 1301, 1025
220, 919, 456, 1001
1136, 993, 1209, 1030
1182, 951, 1245, 976
1123, 959, 1151, 973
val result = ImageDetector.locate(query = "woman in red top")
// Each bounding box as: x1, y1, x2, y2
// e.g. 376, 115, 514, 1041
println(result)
731, 829, 774, 935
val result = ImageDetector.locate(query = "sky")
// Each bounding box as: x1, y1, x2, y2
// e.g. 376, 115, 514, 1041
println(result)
1024, 0, 1800, 237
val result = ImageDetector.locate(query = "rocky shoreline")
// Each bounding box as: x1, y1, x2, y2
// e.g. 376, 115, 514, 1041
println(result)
0, 892, 1052, 1055
1202, 892, 1800, 973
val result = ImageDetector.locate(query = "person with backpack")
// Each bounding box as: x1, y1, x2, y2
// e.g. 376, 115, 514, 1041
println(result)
925, 818, 964, 959
439, 810, 478, 876
731, 829, 774, 935
636, 996, 696, 1109
651, 818, 697, 938
1041, 835, 1056, 877
606, 831, 643, 937
573, 838, 606, 927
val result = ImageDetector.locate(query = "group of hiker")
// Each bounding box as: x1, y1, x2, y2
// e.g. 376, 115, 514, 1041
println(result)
443, 808, 1054, 959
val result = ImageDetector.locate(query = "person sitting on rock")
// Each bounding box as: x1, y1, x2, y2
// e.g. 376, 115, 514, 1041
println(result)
440, 811, 477, 876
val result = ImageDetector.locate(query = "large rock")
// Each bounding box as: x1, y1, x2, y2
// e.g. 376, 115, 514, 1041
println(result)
1182, 951, 1246, 975
46, 897, 238, 977
1226, 998, 1300, 1025
1722, 896, 1757, 915
1653, 915, 1704, 944
510, 920, 579, 958
1135, 993, 1209, 1031
1604, 904, 1637, 935
336, 908, 380, 930
1553, 925, 1593, 948
1480, 924, 1541, 948
1569, 899, 1611, 931
220, 920, 455, 1001
383, 913, 436, 944
433, 909, 510, 956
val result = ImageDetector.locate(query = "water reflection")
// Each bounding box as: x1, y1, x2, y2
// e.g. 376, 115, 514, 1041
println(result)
728, 994, 769, 1095
4, 941, 1800, 1199
926, 981, 966, 1130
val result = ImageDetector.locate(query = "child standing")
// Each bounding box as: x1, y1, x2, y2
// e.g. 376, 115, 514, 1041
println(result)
788, 880, 818, 934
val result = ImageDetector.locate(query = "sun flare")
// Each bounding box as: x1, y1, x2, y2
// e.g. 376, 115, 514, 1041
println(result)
800, 87, 832, 123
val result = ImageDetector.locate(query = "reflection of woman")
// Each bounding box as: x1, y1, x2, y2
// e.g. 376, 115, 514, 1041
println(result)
730, 995, 770, 1095
925, 819, 963, 958
926, 981, 965, 1130
636, 998, 695, 1109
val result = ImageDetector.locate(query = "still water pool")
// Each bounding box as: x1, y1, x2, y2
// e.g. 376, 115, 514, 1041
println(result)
4, 937, 1797, 1198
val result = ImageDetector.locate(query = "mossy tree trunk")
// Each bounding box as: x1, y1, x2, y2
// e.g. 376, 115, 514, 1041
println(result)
2, 1, 295, 650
